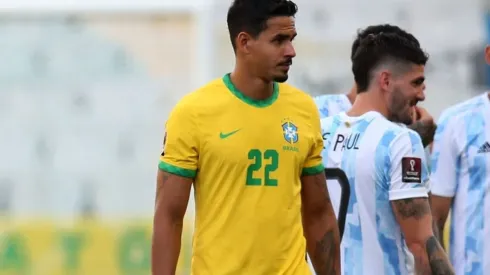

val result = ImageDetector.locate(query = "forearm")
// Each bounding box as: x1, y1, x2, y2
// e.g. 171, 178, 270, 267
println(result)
152, 217, 183, 275
410, 236, 454, 275
303, 211, 340, 275
434, 223, 445, 249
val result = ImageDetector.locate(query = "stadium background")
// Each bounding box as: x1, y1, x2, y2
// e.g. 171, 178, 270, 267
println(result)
0, 0, 487, 273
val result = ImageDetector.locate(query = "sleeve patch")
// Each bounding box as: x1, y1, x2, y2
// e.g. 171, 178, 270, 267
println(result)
402, 157, 421, 183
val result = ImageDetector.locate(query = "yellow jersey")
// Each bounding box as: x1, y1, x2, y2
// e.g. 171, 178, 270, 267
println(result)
159, 74, 324, 275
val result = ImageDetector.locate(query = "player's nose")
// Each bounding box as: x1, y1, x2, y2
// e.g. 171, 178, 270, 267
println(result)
284, 42, 296, 58
417, 86, 426, 101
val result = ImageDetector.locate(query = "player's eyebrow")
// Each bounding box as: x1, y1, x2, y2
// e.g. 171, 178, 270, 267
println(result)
273, 33, 297, 41
411, 76, 425, 85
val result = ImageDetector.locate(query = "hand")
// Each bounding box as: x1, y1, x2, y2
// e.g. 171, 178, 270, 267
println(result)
414, 106, 434, 124
408, 106, 437, 148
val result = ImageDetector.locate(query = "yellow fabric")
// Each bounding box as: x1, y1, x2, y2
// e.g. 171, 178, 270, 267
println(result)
159, 75, 324, 275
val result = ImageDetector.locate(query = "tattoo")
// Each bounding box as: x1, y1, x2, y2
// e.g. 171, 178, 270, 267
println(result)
392, 198, 430, 219
156, 173, 171, 201
426, 236, 454, 274
313, 230, 337, 275
408, 120, 436, 147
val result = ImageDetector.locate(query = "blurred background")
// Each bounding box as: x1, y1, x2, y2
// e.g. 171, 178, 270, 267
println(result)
0, 0, 488, 274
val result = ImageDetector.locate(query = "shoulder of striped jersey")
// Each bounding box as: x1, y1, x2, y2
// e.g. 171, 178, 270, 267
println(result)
437, 94, 487, 125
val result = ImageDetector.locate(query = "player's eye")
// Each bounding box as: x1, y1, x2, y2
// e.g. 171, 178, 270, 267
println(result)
412, 77, 425, 86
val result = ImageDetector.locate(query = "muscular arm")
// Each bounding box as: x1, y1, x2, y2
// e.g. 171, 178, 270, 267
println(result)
391, 197, 454, 275
429, 195, 453, 249
152, 170, 192, 275
301, 172, 340, 275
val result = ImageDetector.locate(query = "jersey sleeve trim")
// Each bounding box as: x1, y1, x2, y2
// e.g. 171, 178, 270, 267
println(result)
159, 161, 196, 178
302, 164, 325, 176
430, 187, 456, 198
389, 187, 428, 201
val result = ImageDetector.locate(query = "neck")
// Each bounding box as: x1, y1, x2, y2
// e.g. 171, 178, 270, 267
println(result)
347, 89, 389, 118
230, 63, 274, 100
346, 85, 357, 104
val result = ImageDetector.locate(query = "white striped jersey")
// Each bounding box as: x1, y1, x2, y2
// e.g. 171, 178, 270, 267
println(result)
314, 94, 352, 217
430, 92, 490, 275
314, 94, 352, 119
321, 111, 430, 275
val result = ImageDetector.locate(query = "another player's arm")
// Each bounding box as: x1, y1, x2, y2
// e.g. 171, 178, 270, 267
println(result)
301, 105, 340, 275
388, 131, 454, 275
429, 194, 452, 247
429, 115, 459, 248
152, 101, 199, 275
407, 106, 437, 148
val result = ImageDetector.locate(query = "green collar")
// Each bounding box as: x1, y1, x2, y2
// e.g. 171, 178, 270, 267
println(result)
222, 73, 279, 108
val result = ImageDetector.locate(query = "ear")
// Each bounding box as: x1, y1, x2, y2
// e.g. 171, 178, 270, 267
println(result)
378, 71, 391, 91
236, 32, 253, 54
485, 45, 490, 65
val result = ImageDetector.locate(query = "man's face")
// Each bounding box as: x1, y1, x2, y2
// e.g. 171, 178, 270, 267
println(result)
385, 64, 426, 125
246, 16, 297, 82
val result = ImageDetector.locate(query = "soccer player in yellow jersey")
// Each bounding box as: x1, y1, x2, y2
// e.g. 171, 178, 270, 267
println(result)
151, 0, 340, 274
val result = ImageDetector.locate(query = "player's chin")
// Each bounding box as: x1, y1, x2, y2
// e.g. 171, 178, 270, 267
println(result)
273, 72, 289, 83
400, 114, 413, 125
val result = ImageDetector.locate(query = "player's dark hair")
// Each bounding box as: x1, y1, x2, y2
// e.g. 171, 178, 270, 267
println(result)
351, 24, 420, 61
227, 0, 298, 51
352, 32, 428, 93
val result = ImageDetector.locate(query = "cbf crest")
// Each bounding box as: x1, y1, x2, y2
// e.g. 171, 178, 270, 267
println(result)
282, 119, 299, 144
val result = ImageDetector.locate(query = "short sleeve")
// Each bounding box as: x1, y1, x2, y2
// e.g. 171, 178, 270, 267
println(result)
430, 116, 459, 197
388, 130, 430, 201
158, 101, 199, 178
302, 103, 325, 176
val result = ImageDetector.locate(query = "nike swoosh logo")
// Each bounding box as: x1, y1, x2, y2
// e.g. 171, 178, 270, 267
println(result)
220, 129, 241, 139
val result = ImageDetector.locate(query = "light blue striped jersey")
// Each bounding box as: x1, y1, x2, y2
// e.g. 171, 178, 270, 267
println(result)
321, 111, 430, 275
314, 94, 352, 119
430, 92, 490, 275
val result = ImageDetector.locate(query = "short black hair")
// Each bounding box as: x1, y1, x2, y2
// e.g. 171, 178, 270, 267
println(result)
351, 24, 419, 61
227, 0, 298, 51
352, 32, 429, 93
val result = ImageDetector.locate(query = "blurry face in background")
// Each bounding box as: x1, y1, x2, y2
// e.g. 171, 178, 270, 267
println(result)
243, 16, 297, 82
385, 64, 426, 125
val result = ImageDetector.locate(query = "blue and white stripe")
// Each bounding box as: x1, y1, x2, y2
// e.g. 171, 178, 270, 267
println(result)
430, 92, 490, 274
321, 111, 429, 274
314, 94, 352, 119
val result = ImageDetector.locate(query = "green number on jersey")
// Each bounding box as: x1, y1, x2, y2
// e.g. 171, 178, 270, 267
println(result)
246, 149, 279, 186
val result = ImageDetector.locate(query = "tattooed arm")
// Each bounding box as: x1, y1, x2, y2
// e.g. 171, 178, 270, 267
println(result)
391, 198, 454, 275
387, 130, 453, 274
301, 172, 340, 275
152, 170, 193, 275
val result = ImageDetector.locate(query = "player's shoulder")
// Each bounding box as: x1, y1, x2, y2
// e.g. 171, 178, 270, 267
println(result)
278, 82, 317, 109
177, 78, 225, 106
373, 117, 421, 150
170, 77, 226, 116
438, 93, 489, 126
